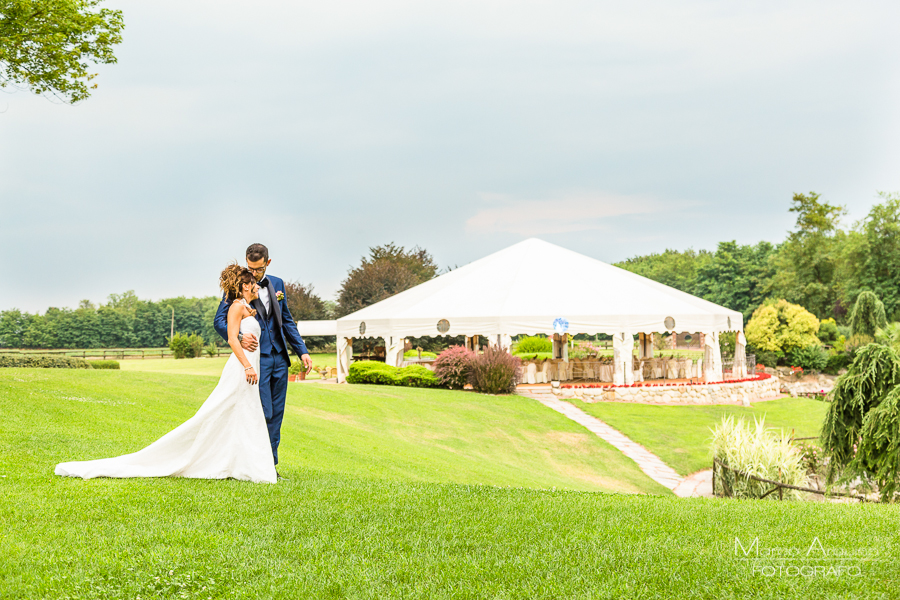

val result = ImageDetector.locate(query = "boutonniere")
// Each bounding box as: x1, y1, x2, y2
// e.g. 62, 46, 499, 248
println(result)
276, 291, 284, 302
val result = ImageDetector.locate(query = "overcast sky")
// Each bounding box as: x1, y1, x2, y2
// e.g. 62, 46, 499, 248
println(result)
2, 0, 898, 313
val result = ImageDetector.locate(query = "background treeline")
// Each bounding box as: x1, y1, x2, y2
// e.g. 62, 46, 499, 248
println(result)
615, 192, 900, 324
3, 191, 897, 352
0, 281, 337, 350
0, 292, 220, 349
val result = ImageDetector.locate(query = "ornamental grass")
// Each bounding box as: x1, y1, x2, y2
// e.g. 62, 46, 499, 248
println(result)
711, 415, 807, 500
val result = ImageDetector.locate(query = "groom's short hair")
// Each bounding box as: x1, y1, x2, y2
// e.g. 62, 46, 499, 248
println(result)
246, 243, 269, 262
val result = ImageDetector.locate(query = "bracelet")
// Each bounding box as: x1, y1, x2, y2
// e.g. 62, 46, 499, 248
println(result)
244, 366, 252, 371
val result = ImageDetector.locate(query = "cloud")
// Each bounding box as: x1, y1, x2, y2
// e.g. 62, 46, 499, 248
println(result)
465, 191, 685, 235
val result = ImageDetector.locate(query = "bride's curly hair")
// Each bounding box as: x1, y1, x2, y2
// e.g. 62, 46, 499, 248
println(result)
220, 262, 255, 302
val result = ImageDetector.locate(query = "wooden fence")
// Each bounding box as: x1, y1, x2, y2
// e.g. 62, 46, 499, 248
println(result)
712, 457, 868, 502
0, 347, 232, 360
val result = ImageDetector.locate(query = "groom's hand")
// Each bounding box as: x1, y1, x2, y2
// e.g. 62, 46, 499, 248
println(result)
241, 333, 259, 352
301, 353, 313, 370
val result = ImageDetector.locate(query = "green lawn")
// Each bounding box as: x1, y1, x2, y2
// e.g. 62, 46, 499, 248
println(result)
572, 398, 830, 477
121, 352, 337, 378
2, 369, 897, 598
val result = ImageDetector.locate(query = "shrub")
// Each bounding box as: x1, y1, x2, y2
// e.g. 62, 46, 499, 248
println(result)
168, 333, 205, 359
0, 355, 92, 369
89, 360, 120, 370
394, 365, 440, 388
168, 333, 191, 359
347, 361, 396, 384
845, 334, 874, 358
745, 299, 820, 354
789, 345, 828, 372
824, 350, 851, 375
875, 322, 900, 352
346, 361, 439, 388
403, 349, 437, 359
818, 318, 840, 345
821, 344, 900, 485
468, 346, 522, 394
711, 415, 807, 500
515, 336, 552, 353
749, 346, 779, 369
204, 343, 219, 358
852, 386, 900, 501
433, 345, 474, 389
187, 334, 205, 358
850, 291, 887, 337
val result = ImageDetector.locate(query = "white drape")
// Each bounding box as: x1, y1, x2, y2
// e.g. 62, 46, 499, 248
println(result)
337, 337, 352, 383
734, 330, 748, 378
703, 331, 723, 382
613, 331, 634, 386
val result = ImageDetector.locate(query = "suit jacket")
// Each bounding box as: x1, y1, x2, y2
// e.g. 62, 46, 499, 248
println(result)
214, 274, 309, 360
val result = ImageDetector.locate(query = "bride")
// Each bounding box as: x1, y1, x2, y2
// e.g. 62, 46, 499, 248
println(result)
55, 263, 278, 484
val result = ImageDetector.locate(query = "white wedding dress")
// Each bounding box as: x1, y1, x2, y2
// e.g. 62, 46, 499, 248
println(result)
55, 314, 277, 484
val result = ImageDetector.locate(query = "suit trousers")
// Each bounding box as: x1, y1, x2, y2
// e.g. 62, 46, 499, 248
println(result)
258, 351, 289, 465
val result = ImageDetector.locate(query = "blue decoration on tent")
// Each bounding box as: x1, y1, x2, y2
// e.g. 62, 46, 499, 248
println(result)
553, 318, 569, 334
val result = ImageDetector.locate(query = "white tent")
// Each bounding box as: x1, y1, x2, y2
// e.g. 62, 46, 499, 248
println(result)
336, 238, 744, 382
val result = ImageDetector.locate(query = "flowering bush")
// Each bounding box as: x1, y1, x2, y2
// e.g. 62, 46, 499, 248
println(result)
433, 345, 474, 389
469, 346, 522, 394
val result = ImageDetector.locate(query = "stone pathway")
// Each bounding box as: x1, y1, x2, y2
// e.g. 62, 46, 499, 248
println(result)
672, 469, 714, 498
519, 389, 712, 497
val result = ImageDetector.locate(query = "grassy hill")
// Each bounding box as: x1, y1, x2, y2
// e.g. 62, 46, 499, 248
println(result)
575, 398, 829, 476
1, 368, 897, 598
120, 353, 337, 377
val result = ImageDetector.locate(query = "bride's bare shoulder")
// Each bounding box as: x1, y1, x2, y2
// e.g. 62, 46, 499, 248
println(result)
229, 299, 256, 318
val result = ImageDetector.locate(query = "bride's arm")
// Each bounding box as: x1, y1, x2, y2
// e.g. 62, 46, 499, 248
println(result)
227, 303, 257, 384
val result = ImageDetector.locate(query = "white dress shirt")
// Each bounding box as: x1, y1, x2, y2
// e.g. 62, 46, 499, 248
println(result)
258, 282, 270, 317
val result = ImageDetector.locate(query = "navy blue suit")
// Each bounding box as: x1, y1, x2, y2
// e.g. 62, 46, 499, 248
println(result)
214, 274, 308, 465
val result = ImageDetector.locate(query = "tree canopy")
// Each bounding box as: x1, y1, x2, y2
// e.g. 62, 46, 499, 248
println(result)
766, 192, 846, 319
0, 0, 124, 103
616, 191, 899, 327
336, 243, 438, 318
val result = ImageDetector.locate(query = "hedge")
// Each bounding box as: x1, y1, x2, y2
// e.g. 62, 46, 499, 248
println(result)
89, 360, 121, 370
515, 336, 552, 353
346, 361, 440, 388
0, 355, 93, 369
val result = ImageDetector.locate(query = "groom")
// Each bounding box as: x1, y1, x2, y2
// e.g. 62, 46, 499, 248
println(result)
214, 243, 313, 473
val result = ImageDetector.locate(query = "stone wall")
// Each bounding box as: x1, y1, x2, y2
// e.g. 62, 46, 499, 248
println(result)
553, 376, 781, 406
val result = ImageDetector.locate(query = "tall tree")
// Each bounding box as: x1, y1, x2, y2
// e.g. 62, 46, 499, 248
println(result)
850, 291, 887, 337
336, 243, 437, 318
767, 192, 846, 319
614, 248, 712, 294
0, 0, 124, 103
284, 281, 330, 321
840, 192, 900, 320
693, 241, 776, 321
